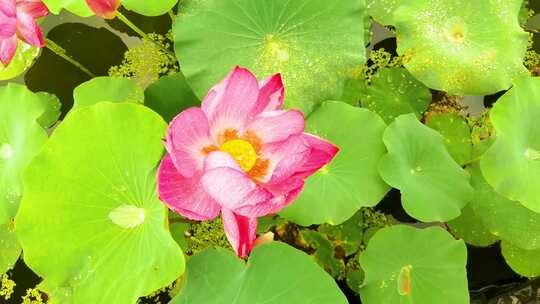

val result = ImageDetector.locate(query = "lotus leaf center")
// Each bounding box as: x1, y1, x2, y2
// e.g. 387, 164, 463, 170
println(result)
264, 34, 290, 62
0, 143, 13, 159
445, 17, 467, 44
220, 139, 258, 172
525, 148, 540, 161
109, 204, 146, 229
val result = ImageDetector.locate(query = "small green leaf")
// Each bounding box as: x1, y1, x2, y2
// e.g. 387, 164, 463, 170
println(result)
281, 101, 390, 225
346, 266, 364, 294
41, 0, 93, 16
0, 42, 40, 81
318, 210, 364, 256
469, 163, 540, 250
360, 67, 432, 124
393, 0, 528, 95
144, 72, 200, 122
447, 203, 498, 247
301, 230, 345, 278
15, 102, 184, 303
360, 225, 469, 304
36, 92, 62, 128
378, 114, 473, 222
73, 76, 143, 110
169, 218, 190, 251
0, 220, 19, 275
481, 76, 540, 213
0, 84, 49, 218
122, 0, 178, 16
501, 241, 540, 278
105, 7, 172, 37
0, 83, 51, 274
173, 0, 367, 114
170, 242, 348, 304
426, 113, 472, 166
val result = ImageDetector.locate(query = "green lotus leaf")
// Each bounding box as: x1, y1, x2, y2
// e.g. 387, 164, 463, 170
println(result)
0, 83, 47, 223
0, 219, 19, 275
0, 84, 53, 273
173, 0, 366, 114
360, 67, 431, 124
426, 113, 472, 166
15, 102, 184, 303
170, 242, 348, 304
366, 0, 401, 25
36, 92, 62, 128
281, 101, 390, 225
318, 210, 364, 256
106, 7, 172, 37
393, 0, 528, 95
144, 72, 200, 122
0, 42, 40, 81
122, 0, 178, 16
481, 76, 540, 212
378, 114, 473, 222
501, 241, 540, 278
73, 77, 143, 110
469, 163, 540, 250
360, 225, 468, 304
301, 230, 345, 278
447, 203, 498, 247
42, 0, 93, 16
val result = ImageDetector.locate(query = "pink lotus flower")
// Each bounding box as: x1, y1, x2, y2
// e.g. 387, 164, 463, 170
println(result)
0, 0, 48, 66
158, 67, 339, 257
85, 0, 119, 19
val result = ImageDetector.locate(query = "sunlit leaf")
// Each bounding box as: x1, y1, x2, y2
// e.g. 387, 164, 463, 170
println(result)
360, 67, 431, 124
122, 0, 178, 16
73, 77, 143, 110
393, 0, 528, 95
15, 102, 184, 303
170, 242, 348, 304
480, 76, 540, 213
36, 92, 62, 128
501, 241, 540, 278
426, 113, 472, 166
281, 101, 390, 225
378, 114, 473, 222
173, 0, 367, 114
0, 84, 52, 274
360, 225, 468, 304
42, 0, 93, 16
469, 163, 540, 250
0, 42, 40, 81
